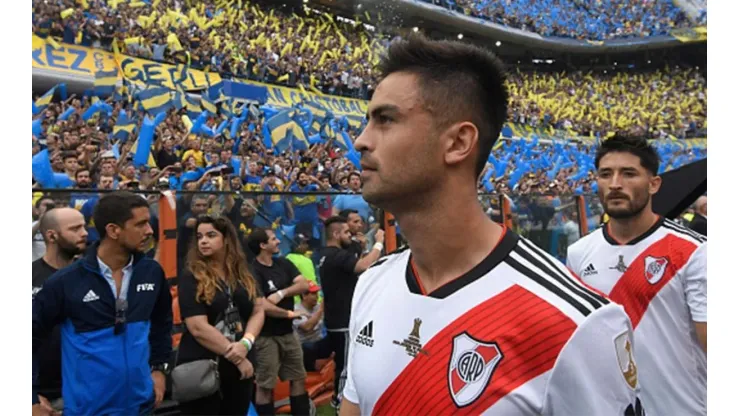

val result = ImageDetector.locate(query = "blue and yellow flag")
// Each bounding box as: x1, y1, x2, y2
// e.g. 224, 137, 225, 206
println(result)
112, 110, 136, 141
200, 93, 218, 114
136, 86, 174, 115
34, 86, 57, 115
184, 93, 202, 120
94, 69, 118, 97
266, 110, 309, 153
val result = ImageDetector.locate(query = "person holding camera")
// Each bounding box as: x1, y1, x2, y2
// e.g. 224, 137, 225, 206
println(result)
174, 215, 265, 415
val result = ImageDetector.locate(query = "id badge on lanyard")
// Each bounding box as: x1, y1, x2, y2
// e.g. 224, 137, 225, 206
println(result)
223, 286, 243, 336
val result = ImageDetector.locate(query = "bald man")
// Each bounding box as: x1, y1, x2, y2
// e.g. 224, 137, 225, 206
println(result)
32, 208, 87, 414
689, 196, 707, 236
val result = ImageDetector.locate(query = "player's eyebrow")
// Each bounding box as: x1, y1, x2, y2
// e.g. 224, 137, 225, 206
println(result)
367, 104, 401, 120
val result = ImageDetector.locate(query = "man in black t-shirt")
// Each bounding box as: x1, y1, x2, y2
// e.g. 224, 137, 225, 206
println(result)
246, 229, 310, 416
32, 208, 88, 414
318, 216, 385, 407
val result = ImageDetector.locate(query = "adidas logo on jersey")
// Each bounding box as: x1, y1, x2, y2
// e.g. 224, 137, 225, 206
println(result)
582, 263, 598, 276
82, 290, 100, 303
356, 321, 374, 347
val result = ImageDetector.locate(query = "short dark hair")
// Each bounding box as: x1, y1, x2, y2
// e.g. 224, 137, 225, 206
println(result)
93, 191, 149, 239
62, 153, 78, 161
246, 228, 271, 255
378, 35, 509, 177
75, 168, 90, 179
338, 209, 359, 220
324, 216, 347, 235
348, 172, 361, 182
595, 136, 660, 176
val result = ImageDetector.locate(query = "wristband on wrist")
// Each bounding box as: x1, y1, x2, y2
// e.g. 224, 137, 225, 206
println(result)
373, 242, 384, 252
240, 338, 253, 352
277, 290, 285, 300
243, 332, 256, 343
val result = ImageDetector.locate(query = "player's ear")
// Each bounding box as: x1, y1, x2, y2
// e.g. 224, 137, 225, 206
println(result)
442, 121, 478, 168
649, 174, 662, 196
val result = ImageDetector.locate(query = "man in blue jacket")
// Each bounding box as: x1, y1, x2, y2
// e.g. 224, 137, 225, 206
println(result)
33, 191, 173, 416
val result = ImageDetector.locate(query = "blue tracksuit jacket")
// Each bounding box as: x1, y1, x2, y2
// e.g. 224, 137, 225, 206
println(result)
32, 245, 172, 415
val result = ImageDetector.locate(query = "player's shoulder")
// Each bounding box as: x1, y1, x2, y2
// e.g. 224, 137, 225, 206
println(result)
660, 217, 707, 246
568, 225, 606, 254
512, 235, 612, 321
355, 246, 411, 288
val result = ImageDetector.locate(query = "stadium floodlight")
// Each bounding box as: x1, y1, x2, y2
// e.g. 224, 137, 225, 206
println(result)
457, 33, 464, 39
648, 60, 652, 64
495, 41, 501, 47
614, 62, 617, 66
303, 0, 308, 3
357, 3, 362, 8
545, 59, 553, 64
413, 27, 419, 32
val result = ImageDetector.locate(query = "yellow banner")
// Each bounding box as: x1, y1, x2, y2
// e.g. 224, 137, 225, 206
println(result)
32, 35, 118, 76
670, 27, 707, 43
33, 35, 219, 90
116, 55, 221, 90
247, 81, 368, 118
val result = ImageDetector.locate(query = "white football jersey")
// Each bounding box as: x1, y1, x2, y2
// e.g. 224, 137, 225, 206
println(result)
344, 228, 645, 415
567, 217, 707, 416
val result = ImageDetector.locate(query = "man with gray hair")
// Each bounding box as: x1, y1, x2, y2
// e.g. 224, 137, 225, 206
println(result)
689, 195, 707, 236
32, 208, 88, 415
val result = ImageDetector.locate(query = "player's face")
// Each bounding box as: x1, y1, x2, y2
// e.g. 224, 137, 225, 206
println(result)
354, 72, 441, 208
596, 152, 661, 219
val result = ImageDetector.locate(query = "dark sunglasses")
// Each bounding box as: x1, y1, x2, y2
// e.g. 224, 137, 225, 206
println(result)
114, 298, 128, 335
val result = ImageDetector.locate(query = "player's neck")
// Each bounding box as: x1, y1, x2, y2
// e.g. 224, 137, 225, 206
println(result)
607, 209, 660, 244
395, 194, 504, 294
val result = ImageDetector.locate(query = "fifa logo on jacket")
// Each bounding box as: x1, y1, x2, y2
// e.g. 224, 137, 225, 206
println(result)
136, 283, 155, 292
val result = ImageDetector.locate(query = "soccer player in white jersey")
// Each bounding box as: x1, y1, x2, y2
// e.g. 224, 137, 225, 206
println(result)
339, 35, 645, 416
567, 135, 707, 415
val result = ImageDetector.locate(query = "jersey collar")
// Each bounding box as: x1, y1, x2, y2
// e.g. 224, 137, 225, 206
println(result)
602, 216, 664, 246
405, 226, 518, 299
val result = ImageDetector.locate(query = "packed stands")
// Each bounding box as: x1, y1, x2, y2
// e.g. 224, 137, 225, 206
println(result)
422, 0, 693, 40
508, 67, 707, 139
31, 0, 707, 205
32, 0, 387, 100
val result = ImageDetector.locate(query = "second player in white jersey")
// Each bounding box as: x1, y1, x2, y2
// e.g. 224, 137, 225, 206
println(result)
568, 218, 707, 415
344, 229, 645, 415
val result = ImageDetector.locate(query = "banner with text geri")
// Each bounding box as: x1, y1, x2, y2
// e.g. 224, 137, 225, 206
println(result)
33, 35, 219, 90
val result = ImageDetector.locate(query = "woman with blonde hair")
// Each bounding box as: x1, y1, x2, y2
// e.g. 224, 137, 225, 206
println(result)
174, 215, 264, 415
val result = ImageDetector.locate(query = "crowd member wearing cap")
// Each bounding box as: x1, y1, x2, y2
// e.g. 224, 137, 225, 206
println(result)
293, 282, 334, 372
318, 216, 385, 408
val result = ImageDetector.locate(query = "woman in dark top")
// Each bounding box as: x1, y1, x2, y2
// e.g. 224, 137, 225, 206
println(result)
177, 216, 265, 415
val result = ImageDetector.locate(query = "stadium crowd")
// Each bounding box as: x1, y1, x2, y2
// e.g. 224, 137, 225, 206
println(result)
32, 0, 707, 138
423, 0, 694, 40
32, 0, 386, 100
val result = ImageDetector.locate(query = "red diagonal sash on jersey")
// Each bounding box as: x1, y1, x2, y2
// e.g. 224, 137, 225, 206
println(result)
372, 285, 577, 415
608, 234, 697, 329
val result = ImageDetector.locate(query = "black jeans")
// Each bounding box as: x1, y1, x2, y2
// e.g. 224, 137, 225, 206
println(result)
179, 359, 254, 415
327, 330, 350, 400
301, 336, 334, 371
